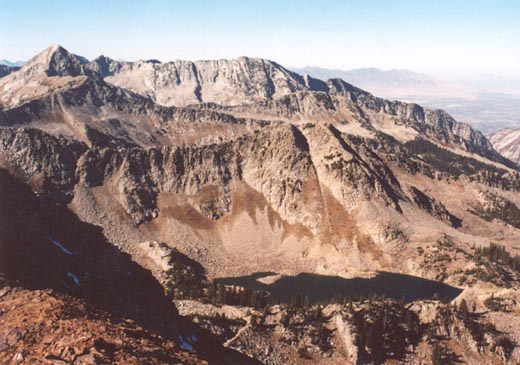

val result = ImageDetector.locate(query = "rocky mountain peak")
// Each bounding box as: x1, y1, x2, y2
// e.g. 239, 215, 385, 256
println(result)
20, 44, 85, 77
0, 45, 93, 109
84, 55, 121, 78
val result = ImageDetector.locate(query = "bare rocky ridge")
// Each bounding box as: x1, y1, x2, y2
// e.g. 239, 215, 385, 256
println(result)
83, 53, 505, 162
84, 55, 312, 107
1, 45, 520, 364
490, 128, 520, 164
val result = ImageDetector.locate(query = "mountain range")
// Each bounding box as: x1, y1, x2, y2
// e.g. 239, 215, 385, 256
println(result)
1, 45, 520, 364
0, 59, 25, 67
291, 66, 437, 90
293, 66, 520, 134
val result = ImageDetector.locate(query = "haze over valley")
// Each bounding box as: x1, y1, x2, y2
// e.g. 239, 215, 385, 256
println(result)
292, 66, 520, 134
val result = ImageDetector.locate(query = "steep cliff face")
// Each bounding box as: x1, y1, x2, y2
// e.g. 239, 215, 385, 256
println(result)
490, 128, 520, 164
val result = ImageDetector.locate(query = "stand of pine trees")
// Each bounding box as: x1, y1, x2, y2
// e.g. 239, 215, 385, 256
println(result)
206, 280, 268, 308
350, 299, 421, 364
475, 243, 520, 272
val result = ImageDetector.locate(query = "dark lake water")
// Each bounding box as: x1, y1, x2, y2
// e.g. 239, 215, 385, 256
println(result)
217, 271, 462, 304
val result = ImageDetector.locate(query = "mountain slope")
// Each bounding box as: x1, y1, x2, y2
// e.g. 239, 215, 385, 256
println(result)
0, 286, 206, 365
0, 165, 261, 365
490, 128, 520, 164
1, 46, 505, 163
1, 44, 520, 363
83, 52, 510, 166
0, 45, 517, 275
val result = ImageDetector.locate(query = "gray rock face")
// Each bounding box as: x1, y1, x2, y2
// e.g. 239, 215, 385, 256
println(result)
490, 128, 520, 164
85, 56, 312, 106
84, 55, 121, 78
46, 46, 85, 77
0, 128, 86, 202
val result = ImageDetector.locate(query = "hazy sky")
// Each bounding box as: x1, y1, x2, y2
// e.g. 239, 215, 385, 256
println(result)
1, 0, 519, 76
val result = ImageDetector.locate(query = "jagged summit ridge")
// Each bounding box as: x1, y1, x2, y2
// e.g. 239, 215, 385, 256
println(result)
84, 54, 317, 106
0, 44, 508, 164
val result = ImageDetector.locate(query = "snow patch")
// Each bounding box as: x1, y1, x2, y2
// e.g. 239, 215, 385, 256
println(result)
48, 236, 73, 255
178, 335, 193, 351
67, 272, 81, 286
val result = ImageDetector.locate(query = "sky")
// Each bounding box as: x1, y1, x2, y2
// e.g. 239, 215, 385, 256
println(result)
1, 0, 519, 76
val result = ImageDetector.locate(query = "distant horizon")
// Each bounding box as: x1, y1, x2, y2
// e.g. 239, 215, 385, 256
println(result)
1, 0, 519, 77
2, 43, 520, 84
